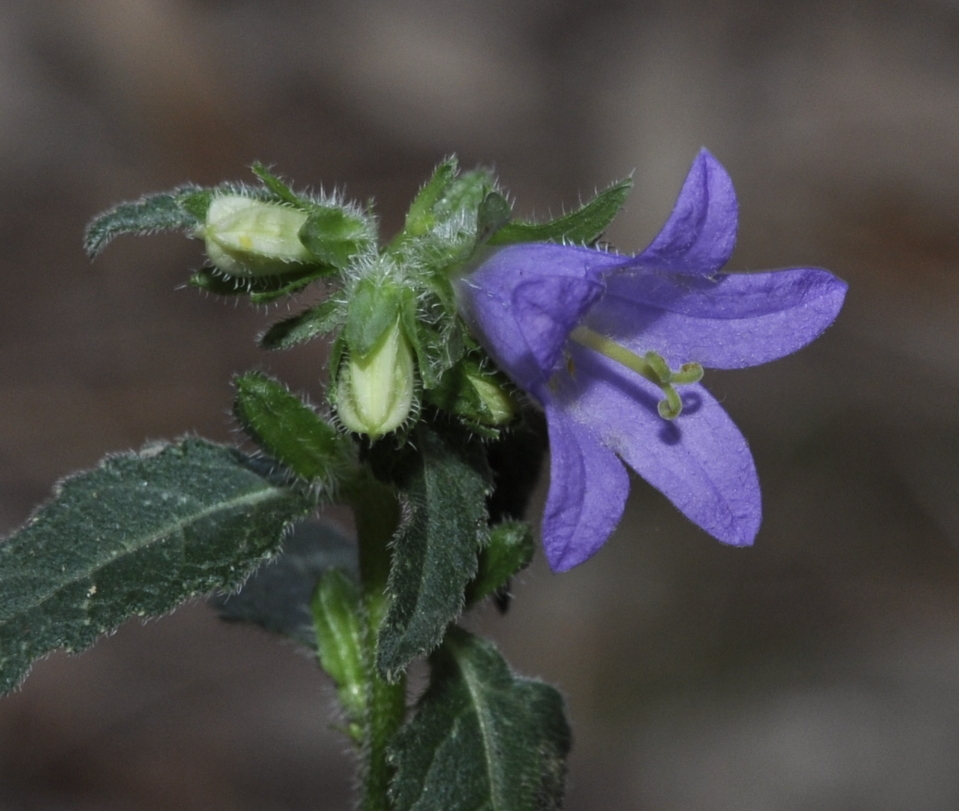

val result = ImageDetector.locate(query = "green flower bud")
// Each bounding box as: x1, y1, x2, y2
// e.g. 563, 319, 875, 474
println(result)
465, 371, 515, 425
336, 318, 415, 439
201, 195, 312, 277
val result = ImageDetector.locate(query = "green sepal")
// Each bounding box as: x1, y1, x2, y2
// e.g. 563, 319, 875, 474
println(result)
400, 296, 465, 392
213, 518, 357, 650
0, 438, 314, 695
389, 627, 571, 811
476, 191, 513, 244
376, 425, 491, 681
188, 265, 336, 301
259, 299, 345, 350
432, 169, 495, 227
177, 188, 217, 222
84, 188, 202, 258
401, 157, 458, 238
488, 176, 633, 247
299, 207, 373, 269
233, 371, 355, 486
313, 568, 366, 731
344, 277, 404, 359
424, 357, 515, 435
250, 162, 305, 208
464, 522, 535, 608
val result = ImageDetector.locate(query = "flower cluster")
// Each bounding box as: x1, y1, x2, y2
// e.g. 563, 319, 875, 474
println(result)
455, 150, 847, 571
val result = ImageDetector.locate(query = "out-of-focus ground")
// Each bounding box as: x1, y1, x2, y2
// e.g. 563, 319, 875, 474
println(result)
2, 1, 959, 808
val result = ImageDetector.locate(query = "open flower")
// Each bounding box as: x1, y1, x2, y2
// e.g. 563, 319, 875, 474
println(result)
455, 149, 847, 571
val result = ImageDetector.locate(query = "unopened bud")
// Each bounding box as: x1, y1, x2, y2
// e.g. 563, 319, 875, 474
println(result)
466, 371, 515, 425
201, 195, 312, 277
336, 319, 415, 438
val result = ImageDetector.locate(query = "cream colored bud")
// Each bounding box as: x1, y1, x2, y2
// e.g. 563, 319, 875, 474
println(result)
336, 319, 415, 438
202, 195, 312, 277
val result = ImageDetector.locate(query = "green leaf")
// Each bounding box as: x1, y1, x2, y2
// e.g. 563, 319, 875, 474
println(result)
390, 627, 571, 811
84, 189, 201, 257
0, 438, 313, 695
233, 371, 355, 485
258, 299, 345, 350
377, 426, 491, 680
213, 517, 357, 650
313, 567, 366, 727
465, 522, 535, 608
487, 177, 633, 247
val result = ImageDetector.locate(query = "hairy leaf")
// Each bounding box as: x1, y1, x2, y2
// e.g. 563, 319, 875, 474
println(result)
0, 438, 313, 694
259, 300, 345, 350
488, 177, 633, 247
233, 371, 354, 485
213, 518, 356, 650
84, 189, 200, 257
465, 522, 535, 608
377, 427, 491, 680
390, 628, 571, 811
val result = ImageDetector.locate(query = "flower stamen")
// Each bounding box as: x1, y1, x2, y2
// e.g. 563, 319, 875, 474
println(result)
569, 326, 703, 420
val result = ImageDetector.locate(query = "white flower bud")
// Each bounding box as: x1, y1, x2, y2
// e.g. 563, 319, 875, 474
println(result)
201, 195, 312, 277
336, 319, 415, 438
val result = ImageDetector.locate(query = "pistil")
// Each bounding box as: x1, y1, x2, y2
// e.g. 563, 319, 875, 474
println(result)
569, 326, 703, 419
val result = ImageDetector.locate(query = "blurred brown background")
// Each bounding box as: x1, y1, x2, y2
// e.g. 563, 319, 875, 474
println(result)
2, 1, 959, 808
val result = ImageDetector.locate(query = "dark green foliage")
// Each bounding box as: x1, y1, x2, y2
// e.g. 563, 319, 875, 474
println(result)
259, 299, 345, 350
465, 522, 535, 608
213, 518, 356, 650
84, 189, 201, 257
390, 628, 571, 811
233, 372, 355, 485
188, 265, 337, 302
488, 177, 633, 247
376, 426, 491, 680
0, 439, 313, 694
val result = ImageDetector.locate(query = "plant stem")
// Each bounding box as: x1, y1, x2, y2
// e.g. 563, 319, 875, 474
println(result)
350, 472, 407, 811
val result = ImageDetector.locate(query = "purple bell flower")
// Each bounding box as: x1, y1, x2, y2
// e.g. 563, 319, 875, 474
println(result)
455, 149, 847, 572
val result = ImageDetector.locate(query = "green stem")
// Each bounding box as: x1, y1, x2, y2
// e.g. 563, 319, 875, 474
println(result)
349, 472, 407, 811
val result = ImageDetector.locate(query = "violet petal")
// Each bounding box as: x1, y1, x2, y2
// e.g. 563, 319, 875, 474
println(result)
628, 148, 738, 276
562, 345, 761, 546
591, 267, 848, 369
541, 400, 631, 572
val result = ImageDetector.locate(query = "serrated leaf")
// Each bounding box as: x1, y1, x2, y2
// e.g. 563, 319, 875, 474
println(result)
390, 627, 571, 811
487, 177, 633, 247
233, 371, 355, 484
377, 426, 491, 680
84, 189, 201, 257
465, 522, 535, 608
212, 517, 356, 649
0, 438, 314, 694
259, 299, 345, 350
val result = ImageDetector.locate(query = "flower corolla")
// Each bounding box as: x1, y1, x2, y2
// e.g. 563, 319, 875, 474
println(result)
455, 149, 847, 571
